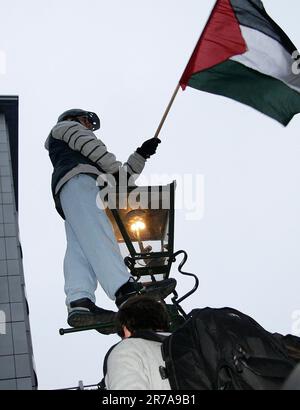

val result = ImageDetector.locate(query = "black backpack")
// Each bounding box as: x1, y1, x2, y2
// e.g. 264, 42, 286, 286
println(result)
101, 307, 299, 390
158, 307, 298, 390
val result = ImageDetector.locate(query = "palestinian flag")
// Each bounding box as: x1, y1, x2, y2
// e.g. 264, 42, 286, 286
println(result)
180, 0, 300, 125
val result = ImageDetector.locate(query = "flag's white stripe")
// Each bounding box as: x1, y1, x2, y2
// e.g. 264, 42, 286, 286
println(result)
230, 25, 300, 94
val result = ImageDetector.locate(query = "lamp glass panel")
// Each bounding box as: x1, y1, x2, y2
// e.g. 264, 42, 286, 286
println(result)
104, 184, 174, 273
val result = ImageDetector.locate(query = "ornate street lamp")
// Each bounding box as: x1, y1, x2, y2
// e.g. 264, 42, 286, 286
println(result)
105, 180, 199, 323
105, 182, 175, 282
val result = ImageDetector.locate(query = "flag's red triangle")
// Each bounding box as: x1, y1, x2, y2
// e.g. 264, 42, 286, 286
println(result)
180, 0, 247, 89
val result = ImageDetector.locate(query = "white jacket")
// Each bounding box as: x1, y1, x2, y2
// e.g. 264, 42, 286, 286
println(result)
105, 337, 171, 390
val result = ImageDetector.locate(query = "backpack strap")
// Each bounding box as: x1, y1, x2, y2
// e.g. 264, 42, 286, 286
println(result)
130, 330, 168, 343
100, 341, 121, 390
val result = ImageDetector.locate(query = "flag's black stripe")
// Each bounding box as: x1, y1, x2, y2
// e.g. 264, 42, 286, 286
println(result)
230, 0, 297, 55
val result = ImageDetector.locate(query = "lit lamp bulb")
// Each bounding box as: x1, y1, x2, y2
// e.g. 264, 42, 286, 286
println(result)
130, 220, 146, 233
130, 219, 146, 252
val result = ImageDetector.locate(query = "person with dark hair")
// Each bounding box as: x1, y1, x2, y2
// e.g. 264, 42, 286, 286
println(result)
104, 296, 171, 390
44, 109, 176, 331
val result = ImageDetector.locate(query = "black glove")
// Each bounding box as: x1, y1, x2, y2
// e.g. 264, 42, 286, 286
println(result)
136, 137, 161, 159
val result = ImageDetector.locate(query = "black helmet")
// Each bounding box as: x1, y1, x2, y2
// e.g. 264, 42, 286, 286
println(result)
57, 109, 100, 131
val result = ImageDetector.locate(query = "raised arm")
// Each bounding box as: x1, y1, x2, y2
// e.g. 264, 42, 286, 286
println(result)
51, 120, 123, 174
50, 120, 161, 178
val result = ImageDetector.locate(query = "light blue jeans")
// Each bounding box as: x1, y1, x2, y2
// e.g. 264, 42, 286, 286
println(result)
59, 174, 130, 305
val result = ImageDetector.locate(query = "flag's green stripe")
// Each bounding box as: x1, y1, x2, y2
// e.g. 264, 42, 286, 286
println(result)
188, 60, 300, 125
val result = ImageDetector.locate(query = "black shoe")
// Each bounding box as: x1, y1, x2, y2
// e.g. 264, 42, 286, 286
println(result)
115, 278, 177, 308
67, 298, 116, 334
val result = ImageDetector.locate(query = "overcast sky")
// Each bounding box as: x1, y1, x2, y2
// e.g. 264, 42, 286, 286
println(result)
1, 0, 300, 389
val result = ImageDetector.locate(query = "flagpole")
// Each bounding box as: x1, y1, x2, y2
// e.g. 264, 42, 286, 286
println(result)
153, 83, 181, 139
152, 2, 220, 140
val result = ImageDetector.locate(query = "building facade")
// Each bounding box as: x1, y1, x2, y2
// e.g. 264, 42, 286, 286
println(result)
0, 96, 37, 389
